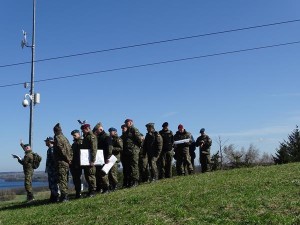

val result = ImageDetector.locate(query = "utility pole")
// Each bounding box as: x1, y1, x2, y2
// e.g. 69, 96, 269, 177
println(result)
29, 0, 36, 147
21, 0, 40, 148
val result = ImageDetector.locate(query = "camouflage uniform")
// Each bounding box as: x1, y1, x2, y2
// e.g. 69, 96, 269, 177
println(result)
81, 130, 97, 195
70, 137, 83, 197
18, 149, 34, 201
139, 138, 149, 183
143, 128, 163, 181
189, 135, 196, 169
122, 126, 143, 186
53, 124, 73, 201
174, 129, 194, 175
109, 134, 123, 190
46, 145, 59, 201
95, 130, 112, 193
158, 128, 174, 178
196, 133, 212, 173
120, 133, 130, 187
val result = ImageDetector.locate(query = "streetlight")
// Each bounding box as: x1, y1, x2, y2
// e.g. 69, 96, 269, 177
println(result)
21, 0, 40, 148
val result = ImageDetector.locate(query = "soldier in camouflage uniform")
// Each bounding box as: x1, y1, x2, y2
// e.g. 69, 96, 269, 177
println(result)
196, 128, 212, 173
173, 124, 194, 175
70, 130, 83, 198
53, 123, 73, 202
45, 136, 59, 202
13, 142, 35, 202
93, 122, 112, 194
158, 122, 174, 179
143, 123, 163, 182
108, 127, 123, 191
120, 124, 130, 188
122, 119, 143, 187
81, 124, 97, 197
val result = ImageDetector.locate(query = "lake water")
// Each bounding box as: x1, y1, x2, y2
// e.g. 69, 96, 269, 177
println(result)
0, 179, 48, 190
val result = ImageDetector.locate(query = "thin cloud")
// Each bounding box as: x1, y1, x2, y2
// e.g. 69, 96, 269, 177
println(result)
270, 93, 300, 97
161, 112, 178, 118
218, 125, 291, 137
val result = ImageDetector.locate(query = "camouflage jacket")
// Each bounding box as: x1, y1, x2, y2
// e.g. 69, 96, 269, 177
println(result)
159, 129, 174, 152
54, 133, 73, 165
82, 131, 97, 163
122, 126, 143, 152
196, 134, 212, 155
174, 130, 192, 153
111, 135, 123, 161
143, 131, 163, 157
18, 150, 34, 172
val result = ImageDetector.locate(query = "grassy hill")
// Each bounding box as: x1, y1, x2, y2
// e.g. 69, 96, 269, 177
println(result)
0, 163, 299, 225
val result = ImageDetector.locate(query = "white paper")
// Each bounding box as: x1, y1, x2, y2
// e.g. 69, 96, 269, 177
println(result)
101, 155, 117, 174
174, 139, 190, 145
12, 154, 22, 161
80, 149, 104, 166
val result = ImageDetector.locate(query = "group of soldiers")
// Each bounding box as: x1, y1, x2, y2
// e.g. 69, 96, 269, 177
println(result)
14, 118, 212, 203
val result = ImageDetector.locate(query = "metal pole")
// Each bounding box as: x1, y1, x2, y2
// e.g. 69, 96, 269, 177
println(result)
29, 0, 36, 147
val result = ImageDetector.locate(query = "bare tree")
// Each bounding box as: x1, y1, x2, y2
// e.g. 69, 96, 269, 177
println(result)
215, 136, 229, 169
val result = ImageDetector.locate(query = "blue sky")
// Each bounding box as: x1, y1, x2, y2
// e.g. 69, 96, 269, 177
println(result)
1, 1, 300, 172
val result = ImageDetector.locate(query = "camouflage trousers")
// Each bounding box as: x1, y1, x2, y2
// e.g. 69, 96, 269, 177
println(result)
96, 166, 109, 191
139, 153, 148, 182
123, 149, 140, 184
108, 162, 119, 188
200, 153, 211, 173
47, 167, 59, 196
24, 168, 33, 194
57, 162, 69, 196
176, 151, 193, 175
158, 150, 174, 179
83, 165, 96, 192
147, 155, 158, 181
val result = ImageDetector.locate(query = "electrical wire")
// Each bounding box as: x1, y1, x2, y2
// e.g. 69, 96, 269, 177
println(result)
0, 19, 300, 69
0, 40, 299, 88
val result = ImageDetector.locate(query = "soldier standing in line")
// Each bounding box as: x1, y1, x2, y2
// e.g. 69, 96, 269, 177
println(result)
12, 141, 35, 202
120, 124, 130, 188
53, 123, 73, 202
81, 124, 97, 197
196, 128, 212, 173
70, 130, 83, 198
108, 127, 123, 191
158, 122, 174, 179
93, 122, 112, 194
173, 124, 194, 175
45, 136, 59, 202
122, 119, 143, 187
143, 123, 163, 182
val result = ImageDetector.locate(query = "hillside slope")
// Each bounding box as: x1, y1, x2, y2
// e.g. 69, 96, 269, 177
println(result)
0, 163, 299, 225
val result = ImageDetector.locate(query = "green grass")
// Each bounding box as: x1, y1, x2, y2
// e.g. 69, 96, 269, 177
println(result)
0, 163, 299, 225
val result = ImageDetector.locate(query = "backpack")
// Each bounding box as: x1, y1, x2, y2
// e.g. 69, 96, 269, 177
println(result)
32, 152, 42, 169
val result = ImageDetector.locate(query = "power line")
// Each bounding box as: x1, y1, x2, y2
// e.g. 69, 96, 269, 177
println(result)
1, 19, 300, 69
1, 40, 299, 88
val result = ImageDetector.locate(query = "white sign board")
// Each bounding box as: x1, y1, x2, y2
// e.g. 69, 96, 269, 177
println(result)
102, 155, 118, 174
80, 149, 104, 166
174, 139, 190, 145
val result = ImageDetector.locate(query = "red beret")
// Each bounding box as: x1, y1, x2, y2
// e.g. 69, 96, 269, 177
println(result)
178, 124, 184, 129
124, 119, 133, 123
80, 124, 90, 130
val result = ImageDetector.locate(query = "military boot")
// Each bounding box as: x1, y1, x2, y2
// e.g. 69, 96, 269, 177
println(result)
26, 193, 35, 202
59, 194, 69, 202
